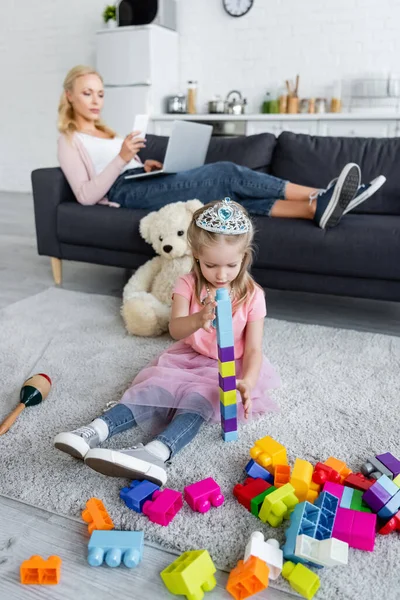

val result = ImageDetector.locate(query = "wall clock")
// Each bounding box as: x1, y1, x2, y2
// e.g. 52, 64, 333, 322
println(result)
223, 0, 254, 18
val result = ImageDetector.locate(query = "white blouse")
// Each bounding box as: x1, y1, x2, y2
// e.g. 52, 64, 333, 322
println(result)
77, 133, 142, 175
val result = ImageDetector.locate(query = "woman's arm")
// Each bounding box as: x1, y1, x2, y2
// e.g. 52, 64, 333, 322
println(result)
169, 294, 216, 340
57, 135, 126, 206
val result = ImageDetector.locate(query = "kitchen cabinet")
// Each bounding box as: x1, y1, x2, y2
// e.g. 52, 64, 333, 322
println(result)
318, 120, 397, 138
246, 120, 318, 136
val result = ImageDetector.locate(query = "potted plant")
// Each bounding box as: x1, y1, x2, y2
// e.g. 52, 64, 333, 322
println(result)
103, 4, 117, 29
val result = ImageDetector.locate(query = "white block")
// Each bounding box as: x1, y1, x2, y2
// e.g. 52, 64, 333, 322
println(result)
244, 532, 283, 580
295, 535, 349, 567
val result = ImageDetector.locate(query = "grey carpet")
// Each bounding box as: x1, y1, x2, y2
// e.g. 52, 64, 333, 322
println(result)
0, 288, 399, 600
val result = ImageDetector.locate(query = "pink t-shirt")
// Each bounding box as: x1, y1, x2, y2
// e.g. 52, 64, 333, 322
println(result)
172, 272, 267, 360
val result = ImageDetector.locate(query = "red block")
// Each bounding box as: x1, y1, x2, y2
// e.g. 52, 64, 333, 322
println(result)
233, 477, 271, 511
378, 510, 400, 535
343, 472, 374, 492
312, 462, 340, 485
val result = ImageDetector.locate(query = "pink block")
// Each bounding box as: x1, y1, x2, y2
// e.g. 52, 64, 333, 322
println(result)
142, 488, 183, 526
332, 507, 354, 544
324, 481, 345, 500
184, 477, 225, 513
351, 511, 377, 551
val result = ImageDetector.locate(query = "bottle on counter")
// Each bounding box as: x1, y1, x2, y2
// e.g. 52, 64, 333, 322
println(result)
187, 81, 198, 114
278, 87, 288, 113
261, 92, 271, 113
269, 96, 280, 113
330, 80, 342, 113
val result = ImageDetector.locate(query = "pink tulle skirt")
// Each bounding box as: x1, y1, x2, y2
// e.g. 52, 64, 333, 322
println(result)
120, 341, 281, 433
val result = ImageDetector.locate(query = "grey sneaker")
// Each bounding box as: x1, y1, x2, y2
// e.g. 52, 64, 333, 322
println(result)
84, 443, 168, 486
54, 426, 100, 460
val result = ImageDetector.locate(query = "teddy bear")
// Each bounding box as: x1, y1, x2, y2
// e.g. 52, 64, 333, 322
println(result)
121, 199, 203, 337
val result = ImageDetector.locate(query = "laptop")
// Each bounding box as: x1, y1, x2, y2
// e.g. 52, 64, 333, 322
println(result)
124, 120, 213, 180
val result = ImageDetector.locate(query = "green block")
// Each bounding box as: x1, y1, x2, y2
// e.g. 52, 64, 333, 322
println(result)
350, 489, 372, 513
250, 486, 277, 517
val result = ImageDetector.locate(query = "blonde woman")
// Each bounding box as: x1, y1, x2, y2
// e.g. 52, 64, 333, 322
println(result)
57, 65, 385, 228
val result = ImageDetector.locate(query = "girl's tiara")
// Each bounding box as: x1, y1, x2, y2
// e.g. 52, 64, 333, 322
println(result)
195, 197, 251, 235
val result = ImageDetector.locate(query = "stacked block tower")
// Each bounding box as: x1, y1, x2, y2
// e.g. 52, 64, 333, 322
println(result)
215, 288, 237, 442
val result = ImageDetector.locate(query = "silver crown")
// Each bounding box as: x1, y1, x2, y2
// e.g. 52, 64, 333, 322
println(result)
196, 197, 251, 235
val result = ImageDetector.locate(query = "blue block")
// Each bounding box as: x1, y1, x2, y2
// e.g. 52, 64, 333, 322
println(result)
88, 530, 144, 568
217, 328, 234, 348
376, 474, 399, 497
377, 490, 400, 519
120, 480, 160, 513
222, 430, 238, 442
245, 459, 274, 484
282, 502, 321, 568
340, 486, 354, 509
220, 402, 237, 420
314, 491, 338, 540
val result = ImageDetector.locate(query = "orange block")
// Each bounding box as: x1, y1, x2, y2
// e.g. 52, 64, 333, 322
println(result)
20, 555, 62, 585
274, 464, 291, 488
290, 459, 320, 503
324, 457, 352, 484
249, 436, 287, 474
226, 556, 269, 600
82, 497, 114, 534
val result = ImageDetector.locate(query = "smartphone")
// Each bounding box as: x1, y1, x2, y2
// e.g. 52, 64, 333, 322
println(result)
132, 114, 149, 140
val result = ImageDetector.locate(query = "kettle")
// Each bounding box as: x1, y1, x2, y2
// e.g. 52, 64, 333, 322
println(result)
225, 90, 247, 115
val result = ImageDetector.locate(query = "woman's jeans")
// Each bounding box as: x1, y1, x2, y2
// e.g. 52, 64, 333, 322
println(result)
108, 161, 287, 216
100, 403, 205, 458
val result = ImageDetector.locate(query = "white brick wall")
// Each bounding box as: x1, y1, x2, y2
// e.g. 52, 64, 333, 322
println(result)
2, 0, 400, 191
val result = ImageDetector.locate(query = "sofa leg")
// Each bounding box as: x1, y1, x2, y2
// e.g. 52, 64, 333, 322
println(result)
51, 257, 62, 285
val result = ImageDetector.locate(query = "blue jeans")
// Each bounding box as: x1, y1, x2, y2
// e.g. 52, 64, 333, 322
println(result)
108, 161, 287, 216
99, 403, 205, 458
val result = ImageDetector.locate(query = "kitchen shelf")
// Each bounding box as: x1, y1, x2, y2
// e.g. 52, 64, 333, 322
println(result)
152, 112, 400, 121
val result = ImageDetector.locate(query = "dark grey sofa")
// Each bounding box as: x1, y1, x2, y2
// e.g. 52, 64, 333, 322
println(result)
31, 132, 400, 301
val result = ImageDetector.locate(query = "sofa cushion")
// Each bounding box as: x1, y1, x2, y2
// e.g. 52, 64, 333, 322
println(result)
57, 204, 153, 256
252, 213, 400, 281
271, 132, 400, 215
139, 132, 276, 173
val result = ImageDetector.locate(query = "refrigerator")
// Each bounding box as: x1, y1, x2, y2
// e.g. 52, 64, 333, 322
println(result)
96, 24, 179, 136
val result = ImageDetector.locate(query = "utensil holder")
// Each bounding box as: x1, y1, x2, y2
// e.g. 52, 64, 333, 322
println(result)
287, 97, 299, 114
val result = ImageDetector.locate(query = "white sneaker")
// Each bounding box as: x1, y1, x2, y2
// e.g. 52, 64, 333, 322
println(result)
343, 175, 386, 214
84, 443, 168, 486
54, 426, 100, 460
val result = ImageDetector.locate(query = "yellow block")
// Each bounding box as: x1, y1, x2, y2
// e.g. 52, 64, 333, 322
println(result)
219, 389, 237, 406
259, 483, 299, 527
393, 474, 400, 488
218, 360, 236, 378
290, 458, 320, 503
161, 550, 216, 598
249, 436, 287, 473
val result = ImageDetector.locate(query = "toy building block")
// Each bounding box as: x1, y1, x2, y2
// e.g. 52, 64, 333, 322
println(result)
349, 489, 372, 513
120, 480, 160, 513
274, 464, 291, 488
361, 455, 393, 480
258, 483, 299, 527
223, 430, 239, 442
394, 474, 400, 488
290, 458, 320, 503
282, 561, 320, 600
377, 489, 400, 519
219, 374, 236, 392
218, 345, 234, 363
323, 457, 352, 484
142, 488, 183, 526
226, 556, 269, 600
378, 509, 400, 535
343, 472, 374, 492
233, 477, 271, 512
314, 491, 339, 538
362, 475, 398, 513
323, 481, 345, 501
245, 459, 274, 483
20, 555, 62, 585
81, 497, 114, 533
332, 507, 376, 551
249, 436, 287, 473
216, 288, 235, 349
218, 360, 235, 378
250, 486, 276, 517
88, 530, 144, 567
244, 532, 283, 580
340, 486, 353, 508
295, 535, 348, 568
219, 389, 237, 406
312, 462, 340, 486
161, 550, 216, 600
375, 453, 400, 478
184, 477, 224, 513
221, 416, 238, 433
220, 402, 237, 420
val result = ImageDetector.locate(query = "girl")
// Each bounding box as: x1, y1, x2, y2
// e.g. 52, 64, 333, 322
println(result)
54, 198, 281, 486
57, 65, 386, 229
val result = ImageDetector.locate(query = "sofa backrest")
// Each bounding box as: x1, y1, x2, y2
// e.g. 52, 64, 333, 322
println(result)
270, 132, 400, 215
139, 132, 277, 174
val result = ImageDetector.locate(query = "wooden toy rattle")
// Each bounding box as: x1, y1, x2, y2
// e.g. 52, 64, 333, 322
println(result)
0, 373, 52, 435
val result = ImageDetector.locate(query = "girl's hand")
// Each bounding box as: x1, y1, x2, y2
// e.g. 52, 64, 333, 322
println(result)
236, 379, 252, 419
144, 159, 163, 173
119, 131, 146, 163
196, 297, 217, 333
